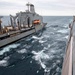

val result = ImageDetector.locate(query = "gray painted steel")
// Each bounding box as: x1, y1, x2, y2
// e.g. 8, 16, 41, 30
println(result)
0, 25, 45, 47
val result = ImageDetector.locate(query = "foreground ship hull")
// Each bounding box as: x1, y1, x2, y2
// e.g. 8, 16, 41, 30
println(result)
61, 16, 75, 75
0, 24, 46, 47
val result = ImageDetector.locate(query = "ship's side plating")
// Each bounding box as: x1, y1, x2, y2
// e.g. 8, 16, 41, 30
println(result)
61, 17, 75, 75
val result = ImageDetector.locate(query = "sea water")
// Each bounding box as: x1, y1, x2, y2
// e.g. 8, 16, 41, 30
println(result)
0, 16, 73, 75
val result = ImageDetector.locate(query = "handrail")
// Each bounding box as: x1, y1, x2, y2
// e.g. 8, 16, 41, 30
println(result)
62, 23, 73, 75
62, 36, 72, 75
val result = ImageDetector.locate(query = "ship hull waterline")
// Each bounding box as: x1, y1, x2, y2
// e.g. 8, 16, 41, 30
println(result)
0, 24, 46, 47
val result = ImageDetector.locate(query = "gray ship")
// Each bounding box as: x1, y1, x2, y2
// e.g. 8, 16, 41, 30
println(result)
0, 3, 47, 47
62, 16, 75, 75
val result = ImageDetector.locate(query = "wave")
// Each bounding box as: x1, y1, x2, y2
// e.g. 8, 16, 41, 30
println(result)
32, 36, 43, 40
0, 56, 10, 67
32, 50, 50, 69
57, 29, 68, 34
17, 49, 27, 54
31, 50, 55, 74
39, 40, 47, 44
0, 44, 20, 55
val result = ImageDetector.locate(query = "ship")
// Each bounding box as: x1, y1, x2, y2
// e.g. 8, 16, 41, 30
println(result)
0, 3, 47, 47
61, 16, 75, 75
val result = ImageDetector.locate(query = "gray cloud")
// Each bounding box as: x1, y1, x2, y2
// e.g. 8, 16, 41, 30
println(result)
0, 0, 75, 15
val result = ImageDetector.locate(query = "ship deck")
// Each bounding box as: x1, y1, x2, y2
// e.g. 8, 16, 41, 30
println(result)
0, 26, 34, 39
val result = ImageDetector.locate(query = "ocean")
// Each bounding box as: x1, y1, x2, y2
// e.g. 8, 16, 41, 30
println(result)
0, 16, 73, 75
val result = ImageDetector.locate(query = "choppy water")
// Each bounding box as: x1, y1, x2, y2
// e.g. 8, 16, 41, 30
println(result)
0, 16, 73, 75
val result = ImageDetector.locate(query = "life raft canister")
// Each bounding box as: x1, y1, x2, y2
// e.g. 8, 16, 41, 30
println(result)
33, 20, 40, 24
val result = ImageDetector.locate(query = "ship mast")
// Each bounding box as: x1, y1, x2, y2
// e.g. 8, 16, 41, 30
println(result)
26, 2, 30, 12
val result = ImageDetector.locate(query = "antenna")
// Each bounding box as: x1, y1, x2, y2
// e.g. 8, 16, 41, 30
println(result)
26, 2, 30, 12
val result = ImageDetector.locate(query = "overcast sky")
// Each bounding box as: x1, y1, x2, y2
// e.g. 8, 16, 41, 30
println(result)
0, 0, 75, 16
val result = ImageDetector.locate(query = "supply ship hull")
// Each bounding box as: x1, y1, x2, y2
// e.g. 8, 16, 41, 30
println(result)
0, 23, 46, 47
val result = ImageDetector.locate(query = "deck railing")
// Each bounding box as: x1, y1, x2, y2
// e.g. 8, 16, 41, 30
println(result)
62, 37, 72, 75
62, 23, 73, 75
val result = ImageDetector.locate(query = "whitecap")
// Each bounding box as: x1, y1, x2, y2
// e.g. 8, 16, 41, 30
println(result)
56, 60, 61, 63
39, 40, 46, 43
32, 50, 50, 60
32, 36, 43, 40
4, 56, 10, 60
44, 68, 50, 72
63, 24, 68, 28
48, 44, 51, 48
26, 37, 32, 41
32, 50, 49, 69
52, 63, 56, 68
44, 47, 48, 50
0, 44, 20, 55
57, 29, 68, 34
40, 60, 46, 69
56, 67, 60, 72
48, 49, 57, 54
0, 60, 8, 67
31, 40, 37, 43
36, 70, 39, 73
64, 35, 69, 39
50, 50, 56, 54
50, 32, 55, 34
30, 61, 32, 63
0, 56, 10, 67
17, 49, 27, 54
